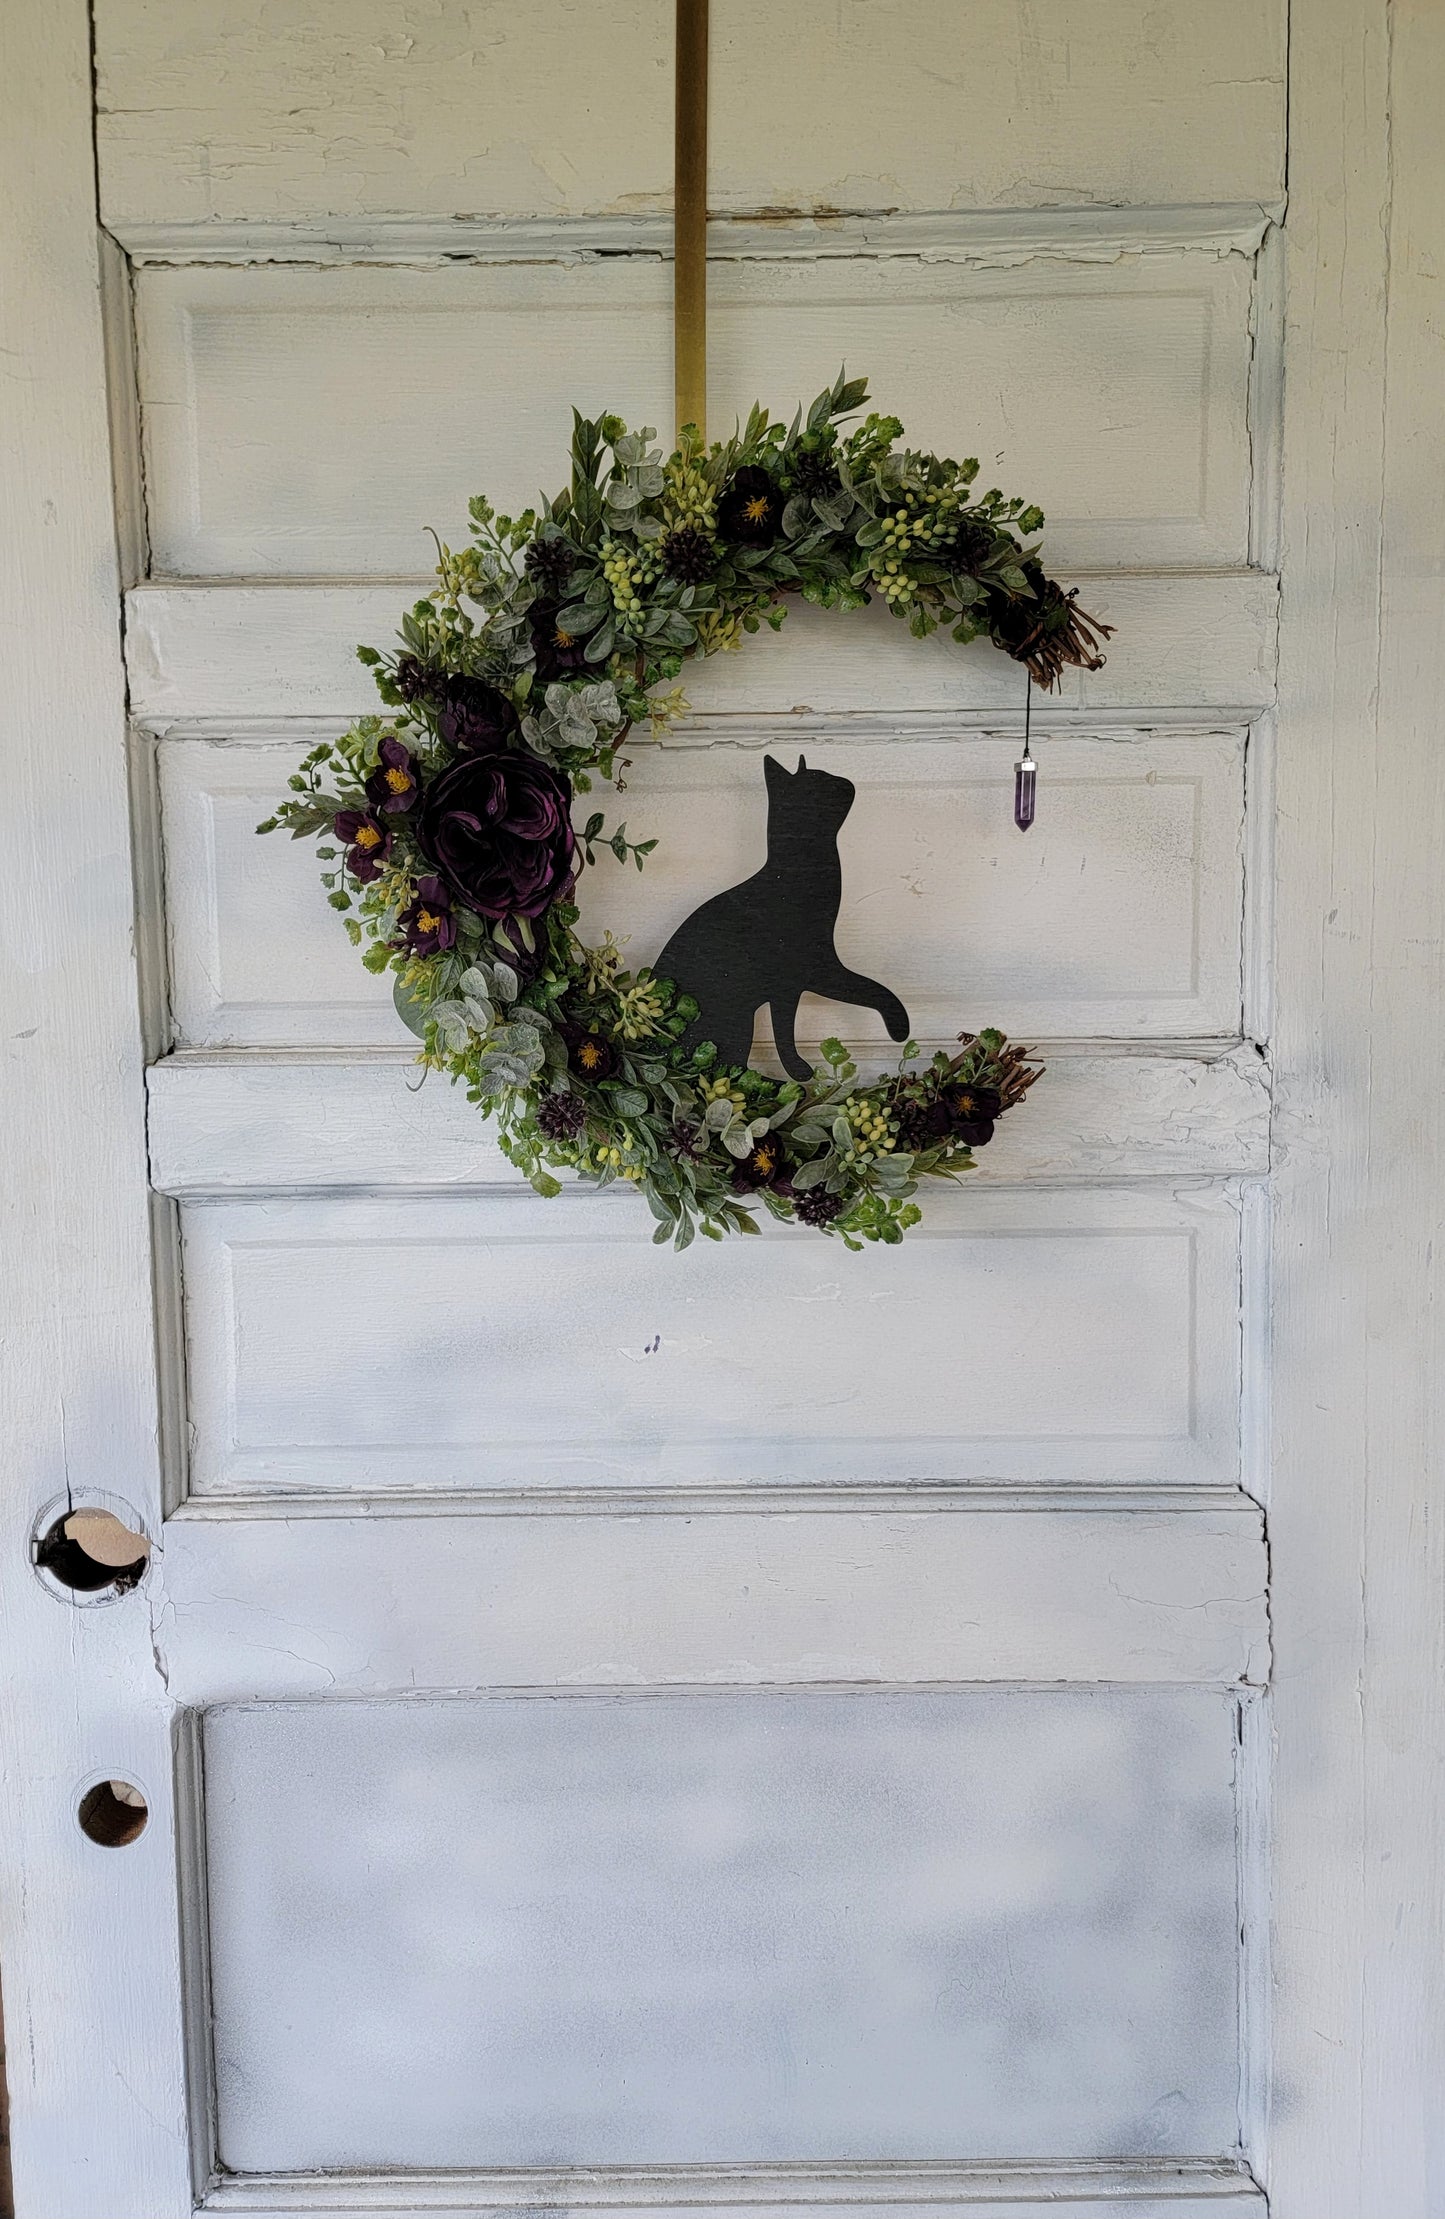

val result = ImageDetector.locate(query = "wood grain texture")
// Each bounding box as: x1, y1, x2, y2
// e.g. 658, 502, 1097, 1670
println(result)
93, 0, 1285, 228
134, 253, 1255, 576
124, 574, 1280, 724
146, 1045, 1270, 1197
0, 3, 191, 2213
155, 728, 1248, 1049
1269, 0, 1445, 2210
150, 1507, 1270, 1700
1268, 0, 1445, 2210
115, 202, 1278, 267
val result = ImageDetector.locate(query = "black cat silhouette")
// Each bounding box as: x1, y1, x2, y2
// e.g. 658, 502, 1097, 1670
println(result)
655, 752, 910, 1080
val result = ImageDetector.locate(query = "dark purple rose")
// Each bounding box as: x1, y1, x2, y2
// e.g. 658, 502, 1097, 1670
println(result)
397, 875, 456, 956
718, 463, 782, 546
333, 808, 392, 884
434, 675, 519, 755
560, 1024, 618, 1083
942, 1082, 1002, 1148
417, 748, 576, 921
365, 734, 420, 814
529, 601, 590, 678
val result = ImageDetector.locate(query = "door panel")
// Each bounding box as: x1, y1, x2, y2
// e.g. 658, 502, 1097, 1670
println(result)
175, 1187, 1244, 1497
200, 1689, 1240, 2172
157, 732, 1247, 1050
134, 254, 1255, 578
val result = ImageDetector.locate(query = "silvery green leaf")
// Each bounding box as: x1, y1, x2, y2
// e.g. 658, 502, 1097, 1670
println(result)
610, 1086, 649, 1117
458, 965, 494, 1000
705, 1097, 735, 1130
766, 1097, 799, 1129
392, 976, 430, 1040
790, 1156, 831, 1189
614, 433, 643, 467
635, 464, 665, 496
789, 1122, 827, 1148
781, 494, 811, 539
633, 513, 664, 540
477, 1052, 532, 1089
491, 1022, 541, 1057
747, 1117, 771, 1142
607, 481, 643, 510
662, 1079, 695, 1108
557, 600, 598, 633
673, 1213, 696, 1251
491, 961, 519, 1002
460, 996, 494, 1032
832, 1113, 853, 1151
722, 1125, 753, 1159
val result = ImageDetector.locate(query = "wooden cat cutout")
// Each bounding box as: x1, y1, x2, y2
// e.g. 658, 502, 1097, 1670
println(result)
655, 752, 910, 1080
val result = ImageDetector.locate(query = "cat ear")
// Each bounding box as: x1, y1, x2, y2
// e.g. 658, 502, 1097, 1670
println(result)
763, 752, 790, 794
797, 755, 807, 772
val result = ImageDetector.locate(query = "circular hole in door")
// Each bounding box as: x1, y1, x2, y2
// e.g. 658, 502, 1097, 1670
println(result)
77, 1780, 149, 1848
33, 1507, 150, 1598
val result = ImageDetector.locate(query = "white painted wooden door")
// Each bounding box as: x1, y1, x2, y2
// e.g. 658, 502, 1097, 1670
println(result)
4, 3, 1443, 2216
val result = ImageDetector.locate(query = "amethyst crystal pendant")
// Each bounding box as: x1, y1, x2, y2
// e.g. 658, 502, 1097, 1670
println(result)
1014, 748, 1037, 832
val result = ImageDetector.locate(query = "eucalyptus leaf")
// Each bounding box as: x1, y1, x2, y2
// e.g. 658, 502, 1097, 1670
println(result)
393, 976, 431, 1040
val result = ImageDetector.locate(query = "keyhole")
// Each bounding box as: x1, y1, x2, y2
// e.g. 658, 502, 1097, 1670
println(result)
33, 1507, 150, 1597
77, 1780, 149, 1848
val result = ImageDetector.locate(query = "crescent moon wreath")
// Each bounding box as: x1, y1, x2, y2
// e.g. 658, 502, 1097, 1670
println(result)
260, 373, 1111, 1249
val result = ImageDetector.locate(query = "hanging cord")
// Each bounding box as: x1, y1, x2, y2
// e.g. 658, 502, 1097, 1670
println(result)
674, 0, 709, 442
1014, 671, 1037, 832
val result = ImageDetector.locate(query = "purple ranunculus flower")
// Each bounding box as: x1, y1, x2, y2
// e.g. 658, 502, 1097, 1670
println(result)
365, 734, 421, 814
333, 808, 392, 884
417, 747, 576, 922
397, 875, 456, 956
434, 675, 519, 755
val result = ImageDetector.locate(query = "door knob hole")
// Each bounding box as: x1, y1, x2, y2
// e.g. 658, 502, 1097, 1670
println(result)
77, 1780, 149, 1848
34, 1508, 150, 1597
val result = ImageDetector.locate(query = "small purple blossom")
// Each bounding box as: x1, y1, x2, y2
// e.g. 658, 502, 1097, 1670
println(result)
529, 601, 590, 679
397, 875, 456, 956
333, 808, 392, 884
365, 734, 421, 814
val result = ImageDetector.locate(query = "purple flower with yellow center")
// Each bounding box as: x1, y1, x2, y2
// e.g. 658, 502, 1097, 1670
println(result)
417, 747, 576, 921
561, 1024, 618, 1083
397, 875, 456, 956
332, 808, 392, 884
731, 1133, 787, 1193
529, 600, 590, 679
941, 1082, 1003, 1148
718, 464, 782, 547
365, 734, 420, 814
